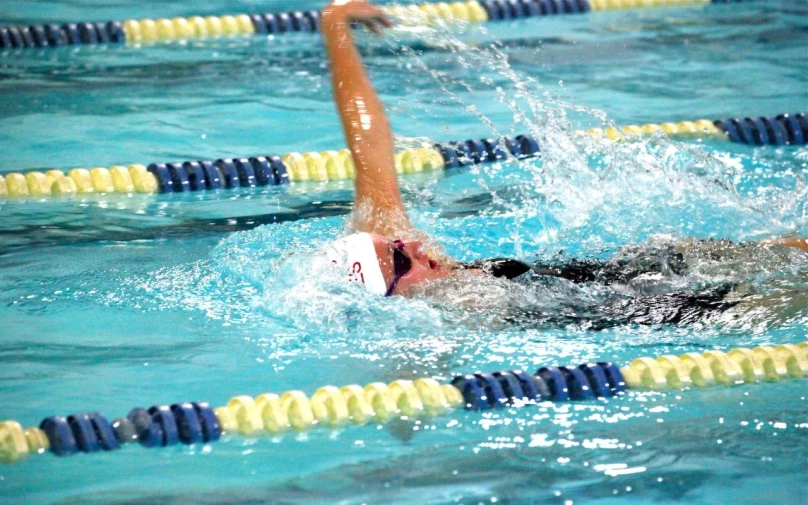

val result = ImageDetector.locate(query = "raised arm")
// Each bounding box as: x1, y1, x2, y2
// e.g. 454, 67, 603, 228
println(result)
321, 1, 413, 237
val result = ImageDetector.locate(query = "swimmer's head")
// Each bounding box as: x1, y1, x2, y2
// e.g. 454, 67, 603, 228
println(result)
327, 232, 449, 296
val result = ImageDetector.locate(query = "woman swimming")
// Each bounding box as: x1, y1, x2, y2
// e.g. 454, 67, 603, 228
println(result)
320, 0, 807, 326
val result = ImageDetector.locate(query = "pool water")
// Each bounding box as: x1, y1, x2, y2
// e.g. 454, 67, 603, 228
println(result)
0, 1, 806, 504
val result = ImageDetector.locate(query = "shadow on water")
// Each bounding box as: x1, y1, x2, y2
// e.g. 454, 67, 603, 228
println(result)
0, 341, 207, 368
0, 175, 509, 255
0, 200, 353, 256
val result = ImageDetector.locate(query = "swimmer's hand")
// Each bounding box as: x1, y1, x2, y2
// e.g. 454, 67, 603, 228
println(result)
322, 0, 392, 35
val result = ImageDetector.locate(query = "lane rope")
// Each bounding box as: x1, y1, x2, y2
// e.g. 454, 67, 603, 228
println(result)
0, 0, 747, 50
1, 341, 804, 463
0, 113, 803, 200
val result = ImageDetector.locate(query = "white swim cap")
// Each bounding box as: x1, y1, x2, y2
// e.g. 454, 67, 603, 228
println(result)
326, 232, 387, 295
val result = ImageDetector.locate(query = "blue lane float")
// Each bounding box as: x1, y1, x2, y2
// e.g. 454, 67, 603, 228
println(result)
67, 413, 102, 453
537, 366, 571, 401
560, 366, 596, 400
480, 0, 589, 19
118, 403, 220, 450
778, 114, 805, 145
127, 408, 162, 448
214, 159, 242, 189
88, 412, 120, 451
190, 402, 221, 443
451, 375, 494, 410
148, 406, 180, 447
146, 163, 175, 193
714, 114, 808, 146
182, 161, 207, 191
248, 157, 272, 186
1, 20, 123, 49
171, 404, 204, 444
39, 412, 119, 456
234, 158, 258, 187
45, 24, 67, 46
40, 416, 78, 456
141, 154, 290, 194
447, 362, 623, 410
166, 162, 191, 192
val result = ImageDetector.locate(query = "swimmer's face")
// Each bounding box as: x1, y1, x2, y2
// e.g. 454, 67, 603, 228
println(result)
370, 233, 449, 296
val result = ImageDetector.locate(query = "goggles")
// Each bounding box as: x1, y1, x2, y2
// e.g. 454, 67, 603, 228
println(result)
384, 240, 413, 296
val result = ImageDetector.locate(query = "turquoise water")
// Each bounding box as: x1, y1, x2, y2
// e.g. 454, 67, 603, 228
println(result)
1, 1, 807, 504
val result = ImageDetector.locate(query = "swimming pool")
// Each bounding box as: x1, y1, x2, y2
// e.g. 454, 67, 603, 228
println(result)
0, 0, 806, 503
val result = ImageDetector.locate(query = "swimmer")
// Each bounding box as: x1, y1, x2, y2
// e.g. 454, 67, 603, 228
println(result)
321, 0, 807, 326
322, 0, 450, 297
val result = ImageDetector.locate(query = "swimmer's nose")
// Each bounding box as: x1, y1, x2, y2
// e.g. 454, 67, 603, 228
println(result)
403, 240, 424, 259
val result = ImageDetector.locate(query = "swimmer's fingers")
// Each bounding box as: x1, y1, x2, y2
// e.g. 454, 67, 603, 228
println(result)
349, 5, 392, 35
325, 1, 392, 32
374, 14, 393, 29
360, 15, 392, 36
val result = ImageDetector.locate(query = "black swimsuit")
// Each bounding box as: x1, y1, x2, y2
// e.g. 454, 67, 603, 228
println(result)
458, 252, 740, 329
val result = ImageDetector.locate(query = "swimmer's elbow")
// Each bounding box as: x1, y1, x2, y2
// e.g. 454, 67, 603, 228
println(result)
761, 237, 808, 251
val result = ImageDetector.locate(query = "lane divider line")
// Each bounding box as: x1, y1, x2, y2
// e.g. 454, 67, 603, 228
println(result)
1, 113, 804, 200
0, 341, 804, 463
0, 0, 748, 50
